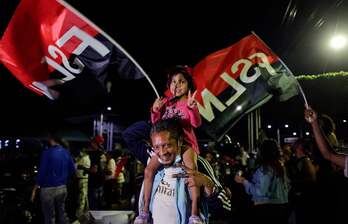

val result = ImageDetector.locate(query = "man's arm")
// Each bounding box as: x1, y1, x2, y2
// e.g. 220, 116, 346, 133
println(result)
174, 164, 215, 196
305, 107, 346, 169
197, 156, 232, 211
174, 157, 232, 211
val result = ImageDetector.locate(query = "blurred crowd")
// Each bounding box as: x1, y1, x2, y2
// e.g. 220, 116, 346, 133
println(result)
0, 111, 347, 224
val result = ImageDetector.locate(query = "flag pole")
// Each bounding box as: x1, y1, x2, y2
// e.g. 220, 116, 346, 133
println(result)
251, 31, 309, 108
58, 0, 160, 98
99, 113, 104, 136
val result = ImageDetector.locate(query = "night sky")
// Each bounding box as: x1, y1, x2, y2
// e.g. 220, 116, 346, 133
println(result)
0, 0, 347, 141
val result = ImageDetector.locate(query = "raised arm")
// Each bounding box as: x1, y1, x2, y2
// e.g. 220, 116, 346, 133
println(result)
150, 97, 166, 124
187, 90, 201, 128
304, 106, 345, 169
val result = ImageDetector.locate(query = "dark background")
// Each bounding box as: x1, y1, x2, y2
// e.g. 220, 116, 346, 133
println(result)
0, 0, 347, 142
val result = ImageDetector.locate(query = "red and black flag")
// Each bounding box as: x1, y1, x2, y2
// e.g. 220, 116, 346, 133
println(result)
0, 0, 158, 100
193, 33, 299, 141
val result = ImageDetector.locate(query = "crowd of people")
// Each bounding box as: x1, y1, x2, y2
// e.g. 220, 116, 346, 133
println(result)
20, 66, 348, 224
28, 134, 130, 224
27, 109, 348, 224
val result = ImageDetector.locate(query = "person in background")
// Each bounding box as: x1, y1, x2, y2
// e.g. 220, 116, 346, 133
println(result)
289, 138, 317, 224
203, 150, 223, 181
304, 106, 348, 224
87, 135, 106, 210
75, 147, 91, 219
239, 147, 250, 167
304, 106, 346, 173
31, 134, 76, 224
114, 151, 127, 202
318, 114, 339, 149
235, 139, 290, 224
220, 143, 252, 224
281, 144, 293, 164
104, 151, 116, 209
204, 151, 215, 164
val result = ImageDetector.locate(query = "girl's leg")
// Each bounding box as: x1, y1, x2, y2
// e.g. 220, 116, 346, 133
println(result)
182, 147, 200, 216
143, 155, 161, 213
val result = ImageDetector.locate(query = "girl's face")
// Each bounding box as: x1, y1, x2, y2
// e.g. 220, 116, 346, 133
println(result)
169, 73, 189, 97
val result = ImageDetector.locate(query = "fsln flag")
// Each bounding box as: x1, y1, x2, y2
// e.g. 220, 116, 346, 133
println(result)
0, 0, 158, 100
193, 33, 299, 141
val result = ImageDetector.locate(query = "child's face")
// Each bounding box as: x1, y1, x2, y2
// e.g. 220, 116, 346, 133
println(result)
169, 73, 189, 97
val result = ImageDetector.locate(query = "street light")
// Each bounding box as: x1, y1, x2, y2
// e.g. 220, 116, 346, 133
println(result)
330, 35, 347, 50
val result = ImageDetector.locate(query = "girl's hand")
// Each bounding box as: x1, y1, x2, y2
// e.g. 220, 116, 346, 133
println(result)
152, 97, 165, 113
187, 90, 198, 109
304, 105, 317, 123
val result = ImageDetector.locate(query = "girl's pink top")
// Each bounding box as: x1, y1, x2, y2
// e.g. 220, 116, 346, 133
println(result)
151, 97, 201, 154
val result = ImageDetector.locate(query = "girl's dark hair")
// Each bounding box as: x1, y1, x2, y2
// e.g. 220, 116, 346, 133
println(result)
48, 132, 69, 149
166, 65, 195, 91
258, 139, 284, 177
293, 138, 314, 157
318, 114, 335, 135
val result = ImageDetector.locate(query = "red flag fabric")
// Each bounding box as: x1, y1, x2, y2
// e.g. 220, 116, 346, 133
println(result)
193, 34, 280, 103
192, 33, 299, 141
0, 0, 156, 100
0, 0, 97, 99
115, 156, 128, 178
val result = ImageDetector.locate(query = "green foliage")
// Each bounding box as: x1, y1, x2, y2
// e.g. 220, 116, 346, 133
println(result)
296, 71, 348, 80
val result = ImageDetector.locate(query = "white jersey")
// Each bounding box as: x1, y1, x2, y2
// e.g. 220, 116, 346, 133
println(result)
152, 166, 181, 224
